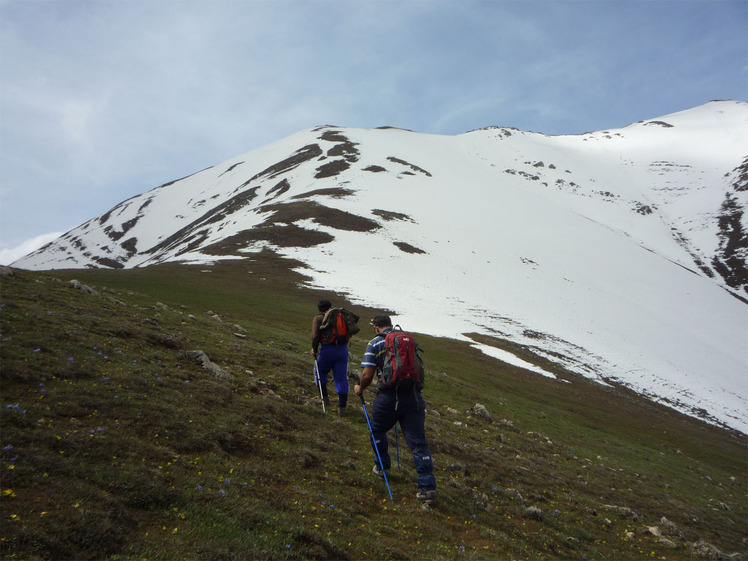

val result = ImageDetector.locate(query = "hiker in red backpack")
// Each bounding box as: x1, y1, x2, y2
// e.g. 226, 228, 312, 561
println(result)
354, 314, 437, 501
311, 299, 352, 416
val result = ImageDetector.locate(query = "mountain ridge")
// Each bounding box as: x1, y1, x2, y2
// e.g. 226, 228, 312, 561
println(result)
12, 100, 748, 434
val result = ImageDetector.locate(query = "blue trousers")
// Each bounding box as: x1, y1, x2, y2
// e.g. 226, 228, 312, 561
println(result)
369, 387, 436, 492
315, 344, 349, 403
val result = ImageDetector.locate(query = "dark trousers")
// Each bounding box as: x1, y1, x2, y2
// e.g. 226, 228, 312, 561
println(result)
370, 387, 436, 492
315, 344, 349, 407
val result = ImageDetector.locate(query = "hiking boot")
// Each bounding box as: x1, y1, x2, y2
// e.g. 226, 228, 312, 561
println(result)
372, 464, 386, 478
416, 489, 436, 501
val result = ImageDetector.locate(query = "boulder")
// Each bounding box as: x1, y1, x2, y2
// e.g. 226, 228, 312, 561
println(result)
186, 350, 232, 381
472, 403, 492, 422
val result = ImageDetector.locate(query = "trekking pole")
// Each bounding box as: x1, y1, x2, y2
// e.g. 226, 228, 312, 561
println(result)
360, 395, 393, 501
395, 423, 401, 468
314, 358, 326, 414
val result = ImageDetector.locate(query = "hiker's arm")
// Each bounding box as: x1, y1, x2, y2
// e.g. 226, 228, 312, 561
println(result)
355, 366, 376, 396
310, 315, 322, 356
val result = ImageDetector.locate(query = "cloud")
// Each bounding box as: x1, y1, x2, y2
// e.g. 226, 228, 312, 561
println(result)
0, 232, 63, 266
1, 0, 746, 253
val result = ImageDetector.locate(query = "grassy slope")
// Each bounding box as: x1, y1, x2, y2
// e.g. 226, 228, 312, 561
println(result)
1, 255, 745, 561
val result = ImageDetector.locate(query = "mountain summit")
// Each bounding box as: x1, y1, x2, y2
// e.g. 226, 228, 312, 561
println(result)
13, 100, 748, 433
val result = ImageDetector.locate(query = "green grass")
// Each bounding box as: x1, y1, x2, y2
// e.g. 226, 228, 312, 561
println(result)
1, 256, 745, 560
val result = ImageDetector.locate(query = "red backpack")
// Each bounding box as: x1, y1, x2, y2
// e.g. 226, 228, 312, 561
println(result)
320, 308, 359, 345
377, 326, 425, 390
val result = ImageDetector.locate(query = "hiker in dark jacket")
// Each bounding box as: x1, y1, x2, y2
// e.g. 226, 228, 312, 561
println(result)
311, 299, 350, 416
354, 314, 437, 501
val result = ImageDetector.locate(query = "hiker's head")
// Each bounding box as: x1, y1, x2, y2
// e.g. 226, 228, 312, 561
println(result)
371, 314, 392, 331
318, 299, 332, 313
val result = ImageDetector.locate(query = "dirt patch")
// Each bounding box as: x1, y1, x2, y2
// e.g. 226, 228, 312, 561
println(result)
314, 159, 350, 179
205, 224, 334, 252
387, 156, 432, 177
318, 130, 349, 143
644, 120, 674, 127
325, 140, 359, 161
92, 256, 125, 269
291, 187, 356, 200
249, 144, 323, 182
262, 179, 291, 203
258, 200, 380, 232
393, 241, 426, 254
373, 209, 415, 222
218, 161, 244, 177
712, 191, 748, 294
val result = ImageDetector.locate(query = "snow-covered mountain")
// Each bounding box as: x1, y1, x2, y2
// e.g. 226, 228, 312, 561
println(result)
13, 100, 748, 433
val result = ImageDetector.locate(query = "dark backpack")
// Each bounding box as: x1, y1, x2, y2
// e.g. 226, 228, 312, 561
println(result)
320, 308, 360, 345
377, 326, 425, 390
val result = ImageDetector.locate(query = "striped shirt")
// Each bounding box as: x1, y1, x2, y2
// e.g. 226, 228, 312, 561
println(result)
360, 329, 392, 371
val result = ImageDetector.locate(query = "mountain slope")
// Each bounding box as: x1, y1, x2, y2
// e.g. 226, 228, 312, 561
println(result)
13, 100, 748, 433
2, 264, 745, 560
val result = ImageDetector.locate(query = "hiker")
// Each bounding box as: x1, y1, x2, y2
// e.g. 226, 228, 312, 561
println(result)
354, 314, 437, 501
311, 299, 350, 416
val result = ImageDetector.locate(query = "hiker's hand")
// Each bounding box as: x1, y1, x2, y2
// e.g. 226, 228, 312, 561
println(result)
310, 349, 317, 358
357, 367, 375, 396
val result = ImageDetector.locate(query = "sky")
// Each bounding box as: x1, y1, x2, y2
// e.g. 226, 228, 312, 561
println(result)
1, 0, 746, 265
